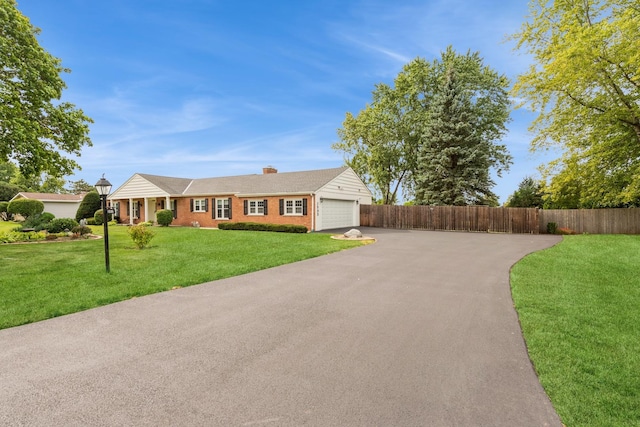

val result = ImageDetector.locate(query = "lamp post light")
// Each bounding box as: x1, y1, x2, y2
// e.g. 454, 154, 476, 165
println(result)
95, 174, 112, 273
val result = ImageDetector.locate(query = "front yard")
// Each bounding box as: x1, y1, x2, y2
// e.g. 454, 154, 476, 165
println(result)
511, 234, 640, 427
0, 225, 362, 330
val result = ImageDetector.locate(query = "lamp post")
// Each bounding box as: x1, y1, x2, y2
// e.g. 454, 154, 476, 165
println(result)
95, 175, 112, 273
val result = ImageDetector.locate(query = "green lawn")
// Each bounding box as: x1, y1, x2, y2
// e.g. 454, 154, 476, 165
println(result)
0, 225, 362, 330
511, 235, 640, 427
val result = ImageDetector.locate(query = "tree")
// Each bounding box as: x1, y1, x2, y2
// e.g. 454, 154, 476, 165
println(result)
512, 0, 640, 207
0, 0, 93, 179
333, 47, 511, 204
75, 191, 101, 221
505, 176, 544, 208
7, 198, 44, 219
67, 179, 94, 194
414, 68, 511, 205
0, 182, 21, 201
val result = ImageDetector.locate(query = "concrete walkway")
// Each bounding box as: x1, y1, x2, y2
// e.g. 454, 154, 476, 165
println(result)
0, 229, 562, 426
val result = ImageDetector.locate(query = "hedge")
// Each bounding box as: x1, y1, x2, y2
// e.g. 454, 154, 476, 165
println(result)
218, 222, 307, 233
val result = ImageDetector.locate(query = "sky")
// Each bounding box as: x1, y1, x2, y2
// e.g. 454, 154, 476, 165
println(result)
15, 0, 555, 203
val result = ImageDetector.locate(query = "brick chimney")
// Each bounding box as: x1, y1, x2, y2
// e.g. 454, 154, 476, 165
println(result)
262, 166, 278, 174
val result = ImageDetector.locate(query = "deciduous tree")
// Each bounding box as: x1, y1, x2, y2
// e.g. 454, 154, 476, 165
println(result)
0, 0, 93, 179
512, 0, 640, 207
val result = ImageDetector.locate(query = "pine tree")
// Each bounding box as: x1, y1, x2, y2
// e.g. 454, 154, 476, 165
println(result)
415, 69, 503, 205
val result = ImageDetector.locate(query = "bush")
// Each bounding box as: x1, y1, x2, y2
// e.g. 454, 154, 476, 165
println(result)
76, 191, 101, 221
218, 222, 307, 233
128, 224, 155, 249
156, 209, 173, 227
86, 218, 96, 225
557, 227, 576, 235
0, 230, 46, 243
94, 209, 104, 225
546, 222, 558, 235
46, 218, 79, 233
71, 225, 92, 236
139, 221, 153, 227
0, 201, 8, 220
20, 212, 55, 231
7, 198, 44, 219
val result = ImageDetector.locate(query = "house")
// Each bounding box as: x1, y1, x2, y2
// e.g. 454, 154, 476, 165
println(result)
9, 192, 84, 219
108, 166, 373, 231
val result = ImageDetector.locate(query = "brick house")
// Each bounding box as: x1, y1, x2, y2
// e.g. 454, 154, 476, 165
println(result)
107, 166, 372, 231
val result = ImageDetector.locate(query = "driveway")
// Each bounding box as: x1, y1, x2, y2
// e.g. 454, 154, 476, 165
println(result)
0, 228, 562, 426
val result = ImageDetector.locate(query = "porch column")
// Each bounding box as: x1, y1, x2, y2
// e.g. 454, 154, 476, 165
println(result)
129, 198, 134, 225
144, 197, 149, 222
165, 196, 170, 210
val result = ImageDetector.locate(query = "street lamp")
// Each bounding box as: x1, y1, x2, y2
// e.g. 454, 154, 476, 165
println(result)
95, 174, 112, 273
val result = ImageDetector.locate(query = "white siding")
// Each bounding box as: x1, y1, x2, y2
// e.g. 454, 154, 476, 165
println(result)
316, 168, 372, 204
43, 202, 81, 219
109, 174, 169, 199
315, 168, 372, 231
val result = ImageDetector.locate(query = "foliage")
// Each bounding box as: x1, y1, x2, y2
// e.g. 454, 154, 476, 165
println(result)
505, 176, 544, 208
556, 227, 576, 235
67, 179, 95, 194
94, 209, 104, 226
512, 0, 640, 207
414, 67, 511, 205
19, 212, 54, 231
0, 230, 46, 243
218, 222, 308, 233
546, 222, 558, 235
7, 198, 44, 219
45, 218, 78, 233
71, 225, 92, 236
0, 181, 21, 201
156, 209, 174, 227
0, 201, 8, 221
0, 0, 93, 179
334, 47, 511, 204
511, 235, 640, 425
75, 191, 101, 221
128, 224, 155, 249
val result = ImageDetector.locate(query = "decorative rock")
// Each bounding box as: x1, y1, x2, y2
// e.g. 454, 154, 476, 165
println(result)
344, 228, 363, 238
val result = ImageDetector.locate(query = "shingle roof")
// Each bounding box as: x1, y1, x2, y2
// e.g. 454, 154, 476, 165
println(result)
13, 192, 85, 202
137, 174, 194, 194
138, 166, 349, 196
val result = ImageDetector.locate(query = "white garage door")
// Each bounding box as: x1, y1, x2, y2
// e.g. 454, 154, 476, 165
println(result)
321, 199, 356, 230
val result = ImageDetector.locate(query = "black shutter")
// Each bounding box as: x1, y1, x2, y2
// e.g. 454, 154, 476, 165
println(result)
137, 201, 141, 216
173, 201, 178, 219
263, 199, 268, 215
212, 198, 216, 219
303, 198, 308, 216
204, 198, 209, 212
190, 199, 194, 212
244, 200, 248, 215
228, 198, 232, 219
160, 200, 165, 209
279, 199, 284, 215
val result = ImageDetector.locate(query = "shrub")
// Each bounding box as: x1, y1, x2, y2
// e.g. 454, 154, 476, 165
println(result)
0, 230, 46, 243
546, 222, 558, 235
94, 209, 104, 225
86, 218, 96, 225
128, 224, 155, 249
557, 227, 576, 235
76, 191, 101, 221
20, 212, 54, 231
139, 221, 153, 227
40, 212, 55, 223
46, 218, 79, 233
71, 225, 92, 236
156, 209, 173, 227
0, 201, 8, 220
218, 222, 307, 233
7, 198, 44, 219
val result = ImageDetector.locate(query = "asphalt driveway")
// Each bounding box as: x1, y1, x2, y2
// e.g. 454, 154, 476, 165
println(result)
0, 228, 562, 426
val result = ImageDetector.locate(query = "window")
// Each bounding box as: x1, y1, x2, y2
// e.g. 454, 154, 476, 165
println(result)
191, 198, 208, 212
248, 200, 264, 215
132, 201, 140, 218
285, 199, 303, 215
112, 201, 120, 218
216, 198, 230, 220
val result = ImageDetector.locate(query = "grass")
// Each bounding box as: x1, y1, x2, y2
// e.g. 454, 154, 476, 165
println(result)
511, 235, 640, 427
0, 225, 363, 330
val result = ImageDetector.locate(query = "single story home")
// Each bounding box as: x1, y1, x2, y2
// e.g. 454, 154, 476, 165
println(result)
10, 192, 84, 219
108, 166, 373, 231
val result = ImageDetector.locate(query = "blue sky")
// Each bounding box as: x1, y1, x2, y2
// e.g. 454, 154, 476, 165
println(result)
16, 0, 554, 203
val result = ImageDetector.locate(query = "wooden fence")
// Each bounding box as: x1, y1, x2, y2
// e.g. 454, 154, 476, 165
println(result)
359, 205, 540, 234
360, 205, 640, 234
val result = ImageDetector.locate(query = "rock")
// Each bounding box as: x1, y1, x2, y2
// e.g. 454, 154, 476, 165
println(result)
344, 228, 363, 238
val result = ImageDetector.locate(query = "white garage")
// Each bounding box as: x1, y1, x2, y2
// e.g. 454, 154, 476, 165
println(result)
319, 199, 357, 230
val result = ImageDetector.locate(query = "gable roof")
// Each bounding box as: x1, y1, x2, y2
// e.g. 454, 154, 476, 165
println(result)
114, 166, 354, 198
10, 192, 85, 203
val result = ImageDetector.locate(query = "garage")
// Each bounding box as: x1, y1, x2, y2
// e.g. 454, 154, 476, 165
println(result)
320, 199, 357, 230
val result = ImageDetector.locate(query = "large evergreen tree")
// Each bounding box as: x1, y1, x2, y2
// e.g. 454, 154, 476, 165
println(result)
414, 69, 510, 205
0, 0, 93, 179
334, 47, 511, 204
505, 176, 544, 208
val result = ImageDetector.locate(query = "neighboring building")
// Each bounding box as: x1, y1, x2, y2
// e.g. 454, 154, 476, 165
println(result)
108, 166, 373, 231
9, 192, 84, 219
